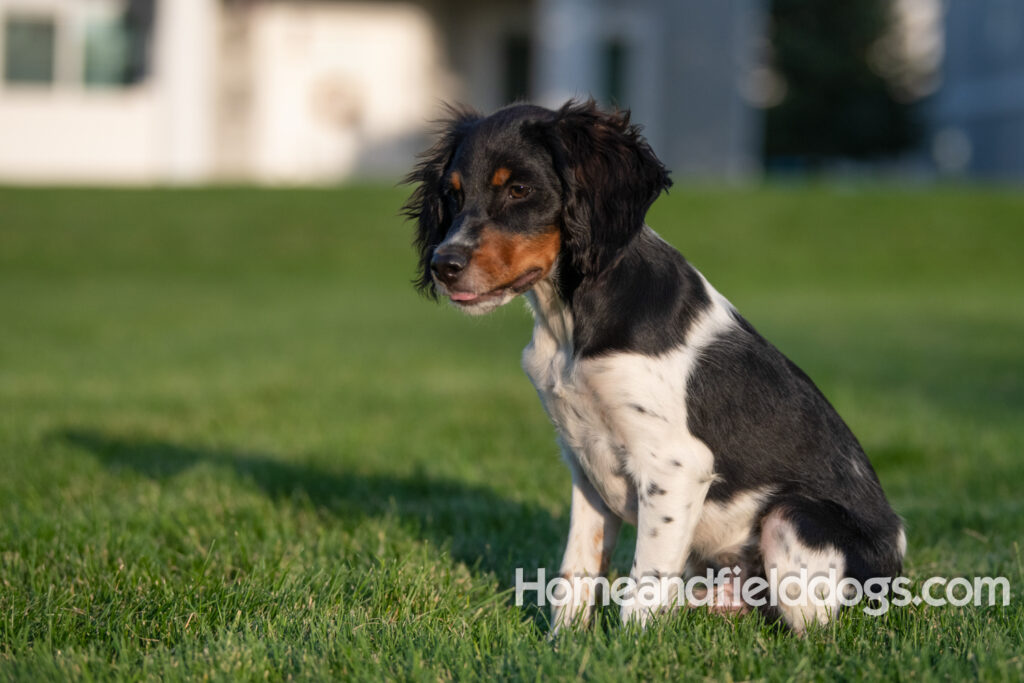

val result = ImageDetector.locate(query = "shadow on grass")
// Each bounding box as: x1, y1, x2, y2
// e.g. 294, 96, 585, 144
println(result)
55, 427, 564, 586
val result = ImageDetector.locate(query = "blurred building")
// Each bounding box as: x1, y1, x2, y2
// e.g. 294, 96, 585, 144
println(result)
930, 0, 1024, 179
0, 0, 762, 184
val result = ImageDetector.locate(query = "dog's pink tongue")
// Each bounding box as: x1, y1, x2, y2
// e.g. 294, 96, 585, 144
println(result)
450, 291, 479, 302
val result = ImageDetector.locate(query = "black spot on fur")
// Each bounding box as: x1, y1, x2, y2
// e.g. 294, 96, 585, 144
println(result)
662, 516, 674, 524
647, 482, 666, 497
670, 459, 682, 468
630, 404, 668, 422
649, 527, 659, 538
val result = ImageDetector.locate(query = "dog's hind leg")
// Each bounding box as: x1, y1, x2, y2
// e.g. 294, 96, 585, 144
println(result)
759, 507, 847, 633
758, 498, 905, 633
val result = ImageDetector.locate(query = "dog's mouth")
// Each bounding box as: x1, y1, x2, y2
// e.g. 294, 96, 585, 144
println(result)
447, 267, 545, 306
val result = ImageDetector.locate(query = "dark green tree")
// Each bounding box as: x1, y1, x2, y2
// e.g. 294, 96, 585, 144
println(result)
764, 0, 919, 166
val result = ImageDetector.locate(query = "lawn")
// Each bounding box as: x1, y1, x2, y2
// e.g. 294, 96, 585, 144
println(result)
0, 185, 1022, 680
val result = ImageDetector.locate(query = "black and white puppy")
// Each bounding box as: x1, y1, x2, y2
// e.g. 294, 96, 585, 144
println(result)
405, 101, 905, 632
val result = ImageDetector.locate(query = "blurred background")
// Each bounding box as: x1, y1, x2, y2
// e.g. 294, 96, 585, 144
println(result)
2, 4, 1023, 676
0, 0, 1020, 185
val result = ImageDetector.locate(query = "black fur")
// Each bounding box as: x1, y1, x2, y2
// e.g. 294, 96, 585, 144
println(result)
570, 229, 711, 357
405, 101, 904, 623
687, 312, 904, 579
404, 100, 699, 355
530, 100, 672, 275
537, 103, 705, 356
402, 104, 482, 295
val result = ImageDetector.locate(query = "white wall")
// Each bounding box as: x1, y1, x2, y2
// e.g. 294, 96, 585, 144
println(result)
0, 89, 160, 182
246, 2, 445, 182
155, 0, 219, 182
0, 0, 442, 183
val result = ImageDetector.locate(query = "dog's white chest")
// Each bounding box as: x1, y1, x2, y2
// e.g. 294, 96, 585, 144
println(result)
521, 279, 732, 530
521, 283, 649, 522
522, 331, 640, 522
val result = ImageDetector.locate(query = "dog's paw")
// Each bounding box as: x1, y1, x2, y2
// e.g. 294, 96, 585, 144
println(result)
618, 574, 679, 627
619, 600, 652, 628
549, 575, 599, 635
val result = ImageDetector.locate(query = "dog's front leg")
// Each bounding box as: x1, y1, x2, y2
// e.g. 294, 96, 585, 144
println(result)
620, 453, 713, 627
551, 459, 622, 634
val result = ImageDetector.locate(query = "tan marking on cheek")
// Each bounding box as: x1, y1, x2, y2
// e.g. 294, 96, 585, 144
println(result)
519, 228, 561, 275
491, 167, 511, 186
473, 226, 561, 287
449, 171, 461, 191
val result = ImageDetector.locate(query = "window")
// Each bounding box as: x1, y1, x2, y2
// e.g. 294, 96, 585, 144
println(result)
2, 1, 152, 89
4, 15, 57, 85
83, 14, 130, 86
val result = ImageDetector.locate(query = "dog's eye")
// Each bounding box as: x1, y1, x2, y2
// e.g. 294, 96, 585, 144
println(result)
445, 187, 462, 208
508, 184, 531, 200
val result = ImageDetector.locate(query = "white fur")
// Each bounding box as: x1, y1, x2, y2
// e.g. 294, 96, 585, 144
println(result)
759, 510, 846, 634
523, 257, 744, 627
519, 245, 886, 633
691, 487, 774, 563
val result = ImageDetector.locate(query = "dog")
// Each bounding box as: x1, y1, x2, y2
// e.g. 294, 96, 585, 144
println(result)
404, 100, 905, 633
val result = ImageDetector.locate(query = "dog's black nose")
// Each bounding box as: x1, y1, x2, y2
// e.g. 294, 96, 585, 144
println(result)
431, 246, 470, 285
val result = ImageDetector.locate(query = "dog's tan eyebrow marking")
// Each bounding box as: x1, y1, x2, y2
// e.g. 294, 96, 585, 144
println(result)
490, 167, 511, 187
450, 171, 462, 191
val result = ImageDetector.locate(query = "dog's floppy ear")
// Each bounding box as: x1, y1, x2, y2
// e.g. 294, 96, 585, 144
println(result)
403, 106, 481, 296
539, 100, 671, 274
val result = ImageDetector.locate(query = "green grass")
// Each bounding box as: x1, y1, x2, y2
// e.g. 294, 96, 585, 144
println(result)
1, 185, 1022, 681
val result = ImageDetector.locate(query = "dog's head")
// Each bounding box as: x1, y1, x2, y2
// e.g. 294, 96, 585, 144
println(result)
404, 100, 671, 314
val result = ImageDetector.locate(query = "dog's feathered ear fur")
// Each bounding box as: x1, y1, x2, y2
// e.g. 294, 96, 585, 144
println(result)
403, 106, 481, 296
537, 100, 671, 275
